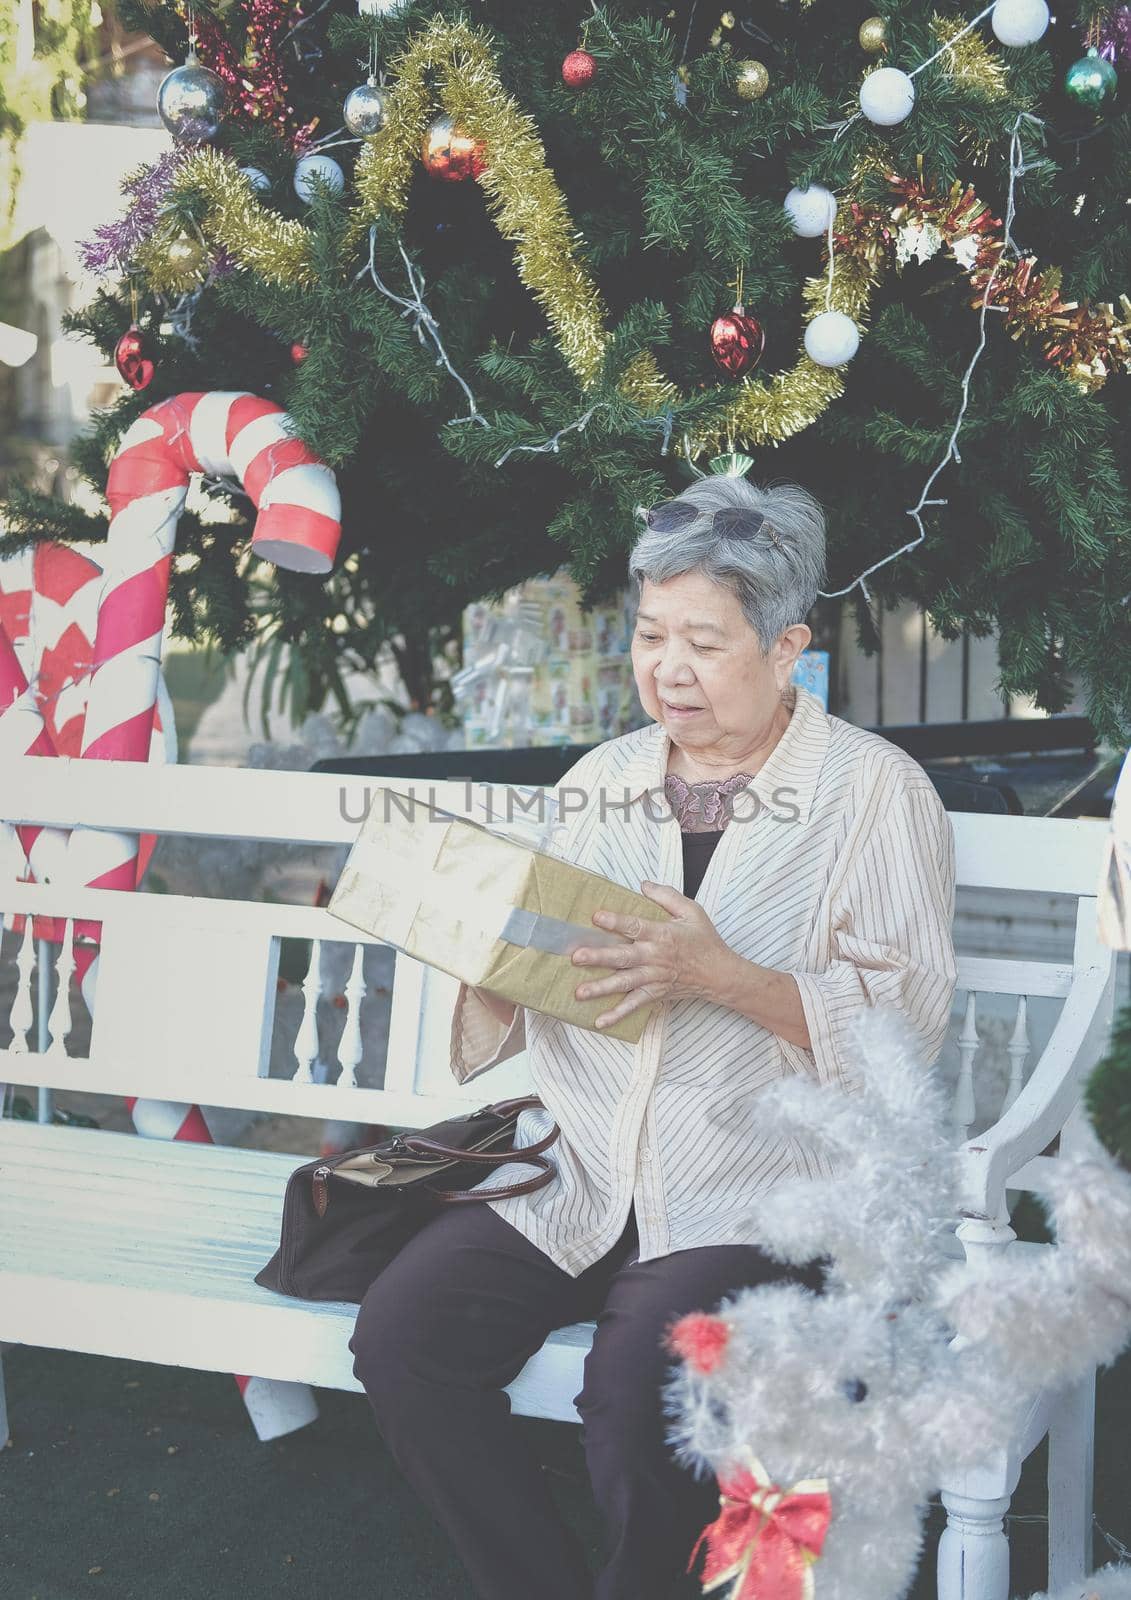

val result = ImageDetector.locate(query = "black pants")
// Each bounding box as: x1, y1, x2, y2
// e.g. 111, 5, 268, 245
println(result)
348, 1201, 821, 1600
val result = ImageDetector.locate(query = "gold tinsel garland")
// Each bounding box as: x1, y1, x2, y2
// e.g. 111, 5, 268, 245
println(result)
141, 16, 1125, 459
137, 147, 317, 294
694, 256, 877, 456
352, 18, 611, 391
930, 13, 1010, 103
351, 18, 678, 411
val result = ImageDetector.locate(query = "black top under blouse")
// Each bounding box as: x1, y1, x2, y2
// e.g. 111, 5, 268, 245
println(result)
681, 829, 724, 900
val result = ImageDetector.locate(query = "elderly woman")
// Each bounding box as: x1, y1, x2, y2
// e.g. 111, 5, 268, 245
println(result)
349, 476, 957, 1600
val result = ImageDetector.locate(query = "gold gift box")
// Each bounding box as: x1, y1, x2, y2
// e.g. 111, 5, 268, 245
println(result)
328, 786, 671, 1044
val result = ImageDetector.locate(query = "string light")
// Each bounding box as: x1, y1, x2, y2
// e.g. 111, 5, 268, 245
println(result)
163, 286, 203, 349
493, 395, 679, 469
909, 4, 996, 77
834, 4, 998, 141
1095, 1517, 1131, 1562
819, 112, 1046, 605
356, 226, 486, 428
494, 402, 614, 467
825, 209, 836, 311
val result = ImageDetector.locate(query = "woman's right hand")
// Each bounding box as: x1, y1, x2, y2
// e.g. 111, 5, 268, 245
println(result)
470, 985, 517, 1027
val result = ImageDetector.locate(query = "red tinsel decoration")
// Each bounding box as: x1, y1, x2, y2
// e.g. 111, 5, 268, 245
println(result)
833, 170, 1131, 392
184, 1, 317, 151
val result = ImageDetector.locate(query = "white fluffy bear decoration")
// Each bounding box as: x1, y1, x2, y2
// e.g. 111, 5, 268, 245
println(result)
664, 1009, 1131, 1600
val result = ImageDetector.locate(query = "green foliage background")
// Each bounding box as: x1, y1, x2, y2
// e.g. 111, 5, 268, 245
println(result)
4, 1, 1129, 729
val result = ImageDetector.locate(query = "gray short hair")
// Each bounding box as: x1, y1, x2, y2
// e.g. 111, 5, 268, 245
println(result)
627, 477, 826, 650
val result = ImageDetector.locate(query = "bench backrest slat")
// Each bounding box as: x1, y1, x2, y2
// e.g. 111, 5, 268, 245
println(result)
6, 757, 1112, 894
2, 760, 1115, 1183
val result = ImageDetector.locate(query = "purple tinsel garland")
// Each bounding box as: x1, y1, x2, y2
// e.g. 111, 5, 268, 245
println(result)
78, 148, 188, 276
1095, 3, 1131, 61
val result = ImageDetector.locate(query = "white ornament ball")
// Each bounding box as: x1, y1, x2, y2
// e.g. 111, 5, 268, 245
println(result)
293, 152, 345, 203
239, 165, 271, 194
990, 0, 1050, 47
858, 66, 916, 125
358, 0, 407, 13
784, 184, 837, 238
804, 311, 860, 368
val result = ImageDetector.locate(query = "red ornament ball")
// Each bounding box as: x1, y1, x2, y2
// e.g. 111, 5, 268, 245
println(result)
290, 342, 308, 364
709, 305, 765, 377
562, 48, 598, 88
114, 323, 155, 392
421, 116, 486, 182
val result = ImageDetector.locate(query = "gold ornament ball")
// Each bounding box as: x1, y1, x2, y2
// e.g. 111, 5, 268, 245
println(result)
859, 16, 889, 53
166, 235, 205, 272
735, 59, 770, 100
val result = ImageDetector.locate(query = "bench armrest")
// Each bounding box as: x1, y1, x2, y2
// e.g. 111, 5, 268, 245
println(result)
956, 953, 1115, 1224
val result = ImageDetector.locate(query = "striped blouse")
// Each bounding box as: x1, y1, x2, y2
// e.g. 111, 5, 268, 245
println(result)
449, 684, 958, 1276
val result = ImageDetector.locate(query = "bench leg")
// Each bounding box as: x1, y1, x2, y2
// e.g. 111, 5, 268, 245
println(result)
938, 1439, 1024, 1600
0, 1344, 11, 1450
937, 1489, 1013, 1600
1046, 1371, 1095, 1591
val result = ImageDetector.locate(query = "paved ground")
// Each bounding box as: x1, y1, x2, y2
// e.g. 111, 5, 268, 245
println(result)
3, 1337, 1129, 1600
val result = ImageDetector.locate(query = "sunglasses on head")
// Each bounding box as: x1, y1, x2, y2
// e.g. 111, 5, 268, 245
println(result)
643, 500, 785, 552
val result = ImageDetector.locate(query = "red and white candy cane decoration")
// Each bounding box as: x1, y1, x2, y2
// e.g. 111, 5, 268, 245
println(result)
1, 396, 337, 1442
68, 391, 341, 900
78, 393, 335, 1442
1, 543, 173, 902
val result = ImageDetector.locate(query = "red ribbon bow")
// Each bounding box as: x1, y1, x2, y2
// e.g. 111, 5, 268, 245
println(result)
689, 1456, 832, 1600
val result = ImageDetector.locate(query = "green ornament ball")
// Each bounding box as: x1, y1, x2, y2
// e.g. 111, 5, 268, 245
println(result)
1064, 48, 1118, 111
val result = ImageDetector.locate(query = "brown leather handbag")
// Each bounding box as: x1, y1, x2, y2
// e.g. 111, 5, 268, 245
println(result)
254, 1096, 559, 1305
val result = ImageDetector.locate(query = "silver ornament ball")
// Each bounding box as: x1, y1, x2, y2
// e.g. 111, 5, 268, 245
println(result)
343, 80, 388, 137
157, 51, 227, 144
357, 0, 408, 13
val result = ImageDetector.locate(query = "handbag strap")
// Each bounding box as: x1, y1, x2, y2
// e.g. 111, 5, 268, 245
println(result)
433, 1149, 558, 1205
398, 1122, 560, 1163
407, 1098, 562, 1206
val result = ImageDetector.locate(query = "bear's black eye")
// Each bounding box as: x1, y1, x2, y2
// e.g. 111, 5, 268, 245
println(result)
841, 1378, 868, 1403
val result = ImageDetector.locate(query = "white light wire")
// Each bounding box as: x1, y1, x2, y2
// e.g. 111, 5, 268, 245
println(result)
818, 112, 1045, 604
357, 226, 486, 428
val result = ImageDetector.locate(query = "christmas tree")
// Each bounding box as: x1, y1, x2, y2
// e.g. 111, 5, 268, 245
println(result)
4, 1, 1129, 730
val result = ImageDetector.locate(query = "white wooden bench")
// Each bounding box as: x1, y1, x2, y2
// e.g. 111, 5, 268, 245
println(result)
0, 756, 1117, 1600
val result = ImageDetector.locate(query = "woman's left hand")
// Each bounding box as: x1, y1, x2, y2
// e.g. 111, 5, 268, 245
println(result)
572, 882, 733, 1029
